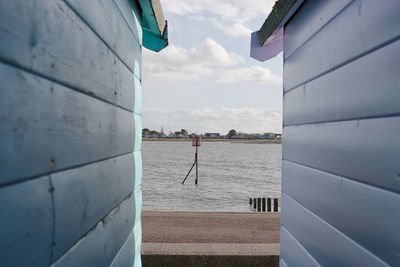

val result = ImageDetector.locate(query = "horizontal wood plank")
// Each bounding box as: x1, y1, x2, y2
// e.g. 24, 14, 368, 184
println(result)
134, 77, 142, 114
283, 161, 400, 265
284, 39, 400, 125
281, 194, 387, 266
284, 0, 351, 58
280, 259, 288, 267
134, 151, 142, 191
51, 153, 135, 260
283, 116, 400, 194
114, 0, 143, 45
280, 227, 319, 267
134, 114, 142, 152
65, 0, 141, 74
133, 219, 142, 264
52, 195, 135, 266
110, 228, 135, 267
0, 62, 134, 185
134, 188, 143, 224
0, 176, 53, 266
284, 0, 400, 91
0, 0, 135, 111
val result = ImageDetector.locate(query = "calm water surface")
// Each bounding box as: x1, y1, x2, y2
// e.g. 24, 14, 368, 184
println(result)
142, 141, 281, 212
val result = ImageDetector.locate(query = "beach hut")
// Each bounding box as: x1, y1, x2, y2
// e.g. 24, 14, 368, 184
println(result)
0, 0, 167, 266
251, 0, 400, 266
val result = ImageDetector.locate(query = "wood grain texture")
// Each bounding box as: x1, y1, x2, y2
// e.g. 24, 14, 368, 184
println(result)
283, 0, 400, 91
64, 0, 141, 74
0, 0, 135, 111
0, 62, 134, 185
110, 228, 135, 267
281, 1, 400, 266
283, 160, 400, 265
283, 116, 400, 194
279, 258, 289, 267
281, 194, 387, 266
51, 195, 135, 267
0, 176, 53, 266
284, 39, 400, 126
134, 76, 142, 114
283, 0, 351, 58
134, 114, 142, 152
134, 151, 142, 192
113, 0, 143, 45
134, 188, 143, 224
51, 153, 135, 261
280, 227, 319, 267
133, 220, 142, 266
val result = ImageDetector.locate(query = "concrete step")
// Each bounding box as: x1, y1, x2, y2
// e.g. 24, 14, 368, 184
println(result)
141, 243, 279, 267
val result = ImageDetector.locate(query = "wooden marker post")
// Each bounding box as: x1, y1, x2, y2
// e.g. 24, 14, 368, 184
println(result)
267, 198, 271, 212
262, 198, 266, 212
182, 136, 201, 185
195, 145, 198, 185
273, 198, 278, 212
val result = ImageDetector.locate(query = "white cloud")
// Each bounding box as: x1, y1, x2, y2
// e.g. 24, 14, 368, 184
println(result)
161, 0, 273, 19
143, 38, 243, 81
211, 19, 251, 37
142, 107, 282, 134
160, 0, 275, 37
218, 66, 282, 84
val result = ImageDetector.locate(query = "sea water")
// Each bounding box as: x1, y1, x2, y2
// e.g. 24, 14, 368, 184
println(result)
142, 141, 281, 212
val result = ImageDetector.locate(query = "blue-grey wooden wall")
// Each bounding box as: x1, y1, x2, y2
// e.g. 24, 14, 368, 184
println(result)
0, 0, 143, 266
280, 0, 400, 266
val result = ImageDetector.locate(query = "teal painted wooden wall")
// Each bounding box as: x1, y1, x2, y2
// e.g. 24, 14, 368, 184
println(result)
280, 0, 400, 266
0, 0, 143, 265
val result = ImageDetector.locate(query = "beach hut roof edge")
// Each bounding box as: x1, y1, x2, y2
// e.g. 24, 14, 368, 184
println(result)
139, 0, 168, 52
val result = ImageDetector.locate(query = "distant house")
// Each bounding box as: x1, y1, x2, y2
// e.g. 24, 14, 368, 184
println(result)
263, 133, 275, 139
251, 0, 400, 266
204, 133, 221, 138
174, 131, 183, 136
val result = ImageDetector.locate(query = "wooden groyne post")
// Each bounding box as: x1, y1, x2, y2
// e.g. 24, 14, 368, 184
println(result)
249, 197, 279, 212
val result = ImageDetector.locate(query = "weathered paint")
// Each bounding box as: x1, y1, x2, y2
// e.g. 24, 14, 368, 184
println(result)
0, 176, 53, 266
279, 0, 400, 266
0, 0, 136, 111
0, 0, 167, 265
283, 0, 400, 92
0, 62, 135, 185
51, 154, 135, 259
51, 195, 136, 266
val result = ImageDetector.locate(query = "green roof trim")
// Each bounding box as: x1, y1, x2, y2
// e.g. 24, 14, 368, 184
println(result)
138, 0, 168, 52
256, 0, 303, 46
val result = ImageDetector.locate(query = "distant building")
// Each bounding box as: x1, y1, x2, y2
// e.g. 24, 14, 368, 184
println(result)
204, 133, 220, 138
263, 133, 275, 139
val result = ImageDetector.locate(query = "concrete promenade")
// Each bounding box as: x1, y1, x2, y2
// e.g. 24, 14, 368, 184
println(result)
141, 211, 280, 266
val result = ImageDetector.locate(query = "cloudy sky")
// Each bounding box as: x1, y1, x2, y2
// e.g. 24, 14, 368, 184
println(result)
142, 0, 283, 135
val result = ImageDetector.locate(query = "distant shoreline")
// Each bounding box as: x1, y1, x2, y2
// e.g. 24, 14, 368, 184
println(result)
142, 138, 282, 144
